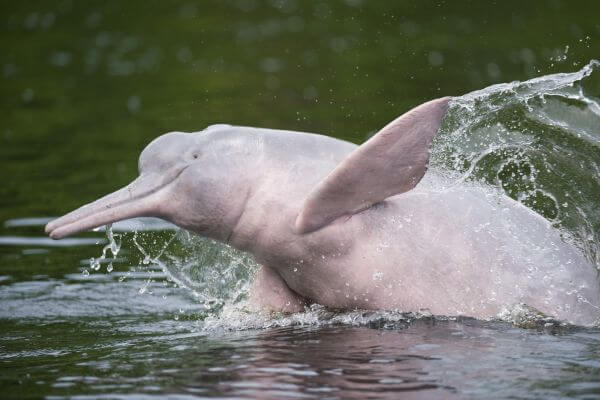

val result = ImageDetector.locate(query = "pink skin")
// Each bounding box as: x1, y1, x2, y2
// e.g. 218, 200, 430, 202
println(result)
46, 98, 600, 326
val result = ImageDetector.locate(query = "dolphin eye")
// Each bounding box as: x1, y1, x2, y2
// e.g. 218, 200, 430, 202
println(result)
192, 154, 198, 159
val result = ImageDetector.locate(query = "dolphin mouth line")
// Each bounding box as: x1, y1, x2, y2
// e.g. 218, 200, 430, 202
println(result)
46, 165, 189, 239
108, 165, 189, 211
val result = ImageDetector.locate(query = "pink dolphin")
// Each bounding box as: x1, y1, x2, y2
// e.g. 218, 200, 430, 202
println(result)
45, 98, 600, 326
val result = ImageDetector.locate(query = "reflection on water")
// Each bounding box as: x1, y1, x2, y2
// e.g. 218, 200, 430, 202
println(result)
0, 236, 103, 247
2, 317, 600, 399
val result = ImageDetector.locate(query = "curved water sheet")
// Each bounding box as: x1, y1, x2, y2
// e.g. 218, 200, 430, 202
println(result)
431, 60, 600, 268
148, 229, 258, 313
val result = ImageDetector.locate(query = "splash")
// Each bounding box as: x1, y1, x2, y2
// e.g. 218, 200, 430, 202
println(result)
432, 60, 600, 268
109, 228, 258, 314
201, 302, 436, 332
88, 223, 121, 273
158, 231, 257, 311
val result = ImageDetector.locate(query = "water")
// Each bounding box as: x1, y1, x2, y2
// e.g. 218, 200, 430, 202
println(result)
3, 320, 600, 399
2, 1, 600, 399
433, 61, 600, 267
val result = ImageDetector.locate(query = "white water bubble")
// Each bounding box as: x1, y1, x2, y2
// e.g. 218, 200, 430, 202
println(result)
260, 58, 282, 73
40, 13, 55, 29
313, 3, 331, 19
303, 86, 318, 100
428, 51, 444, 67
487, 63, 501, 80
50, 52, 72, 67
24, 13, 39, 30
127, 95, 141, 113
330, 37, 349, 53
520, 48, 535, 64
372, 271, 384, 281
176, 46, 192, 63
21, 88, 34, 103
85, 12, 102, 28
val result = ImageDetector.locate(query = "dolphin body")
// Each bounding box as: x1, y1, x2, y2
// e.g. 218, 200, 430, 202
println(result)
46, 98, 600, 326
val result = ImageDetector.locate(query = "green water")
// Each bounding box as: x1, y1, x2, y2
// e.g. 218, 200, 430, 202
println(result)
2, 1, 600, 399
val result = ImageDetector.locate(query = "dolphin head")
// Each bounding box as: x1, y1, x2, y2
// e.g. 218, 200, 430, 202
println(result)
45, 125, 252, 240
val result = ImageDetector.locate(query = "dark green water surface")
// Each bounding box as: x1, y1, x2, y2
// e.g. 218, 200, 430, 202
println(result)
2, 1, 600, 399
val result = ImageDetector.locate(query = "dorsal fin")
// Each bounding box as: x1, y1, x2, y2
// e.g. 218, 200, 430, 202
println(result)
295, 97, 450, 234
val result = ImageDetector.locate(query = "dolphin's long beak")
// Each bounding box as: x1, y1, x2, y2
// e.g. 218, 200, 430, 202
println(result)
45, 171, 176, 239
